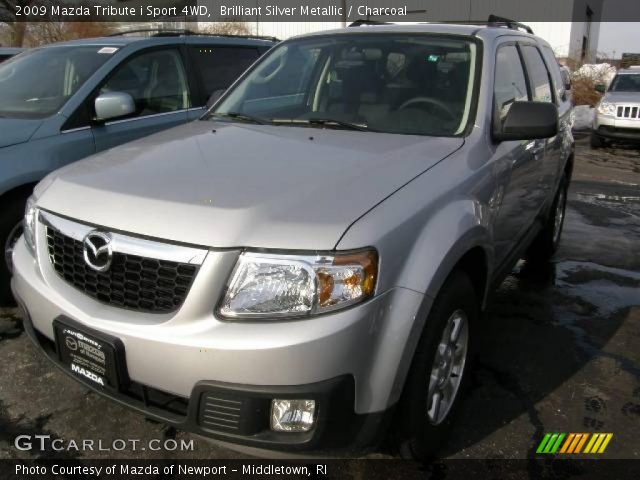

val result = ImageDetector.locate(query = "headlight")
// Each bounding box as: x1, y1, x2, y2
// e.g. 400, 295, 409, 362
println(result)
597, 102, 616, 116
219, 250, 378, 319
23, 195, 38, 256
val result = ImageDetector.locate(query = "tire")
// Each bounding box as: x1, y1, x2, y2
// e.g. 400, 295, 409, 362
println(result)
527, 175, 568, 262
590, 133, 605, 149
0, 195, 28, 306
397, 270, 478, 461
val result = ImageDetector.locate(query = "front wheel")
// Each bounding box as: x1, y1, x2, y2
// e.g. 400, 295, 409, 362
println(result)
590, 133, 605, 149
0, 197, 27, 305
397, 270, 477, 461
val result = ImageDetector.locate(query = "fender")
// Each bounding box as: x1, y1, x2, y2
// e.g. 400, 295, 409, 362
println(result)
338, 189, 494, 408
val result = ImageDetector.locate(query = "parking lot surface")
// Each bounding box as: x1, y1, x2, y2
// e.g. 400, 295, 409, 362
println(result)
0, 136, 638, 460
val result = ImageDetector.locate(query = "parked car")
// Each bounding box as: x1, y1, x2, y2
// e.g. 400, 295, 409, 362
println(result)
592, 66, 640, 148
12, 20, 573, 459
0, 31, 275, 303
0, 47, 24, 63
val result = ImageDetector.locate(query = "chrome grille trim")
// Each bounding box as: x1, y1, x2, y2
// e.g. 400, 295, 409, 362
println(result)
616, 105, 640, 119
39, 211, 208, 265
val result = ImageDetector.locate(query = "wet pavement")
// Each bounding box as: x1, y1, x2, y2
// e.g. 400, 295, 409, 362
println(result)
0, 136, 638, 460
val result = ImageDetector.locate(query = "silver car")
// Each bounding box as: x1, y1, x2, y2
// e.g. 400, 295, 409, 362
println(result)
592, 66, 640, 148
12, 22, 573, 459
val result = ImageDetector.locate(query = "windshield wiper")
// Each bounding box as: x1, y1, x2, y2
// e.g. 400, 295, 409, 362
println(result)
272, 118, 373, 132
210, 111, 272, 125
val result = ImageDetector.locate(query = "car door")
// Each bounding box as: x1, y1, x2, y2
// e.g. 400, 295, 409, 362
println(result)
540, 44, 573, 197
490, 42, 545, 266
91, 47, 190, 152
186, 44, 261, 119
519, 43, 561, 205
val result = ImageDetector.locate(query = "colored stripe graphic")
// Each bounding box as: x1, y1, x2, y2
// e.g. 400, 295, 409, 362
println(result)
538, 433, 613, 454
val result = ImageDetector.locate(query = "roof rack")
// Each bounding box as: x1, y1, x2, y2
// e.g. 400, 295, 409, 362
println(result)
348, 20, 391, 27
487, 15, 534, 34
108, 28, 279, 42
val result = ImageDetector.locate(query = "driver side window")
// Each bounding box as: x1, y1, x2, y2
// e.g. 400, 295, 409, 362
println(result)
98, 48, 190, 119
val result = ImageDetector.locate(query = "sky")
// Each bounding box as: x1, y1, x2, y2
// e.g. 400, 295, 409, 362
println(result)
597, 0, 640, 58
598, 22, 640, 59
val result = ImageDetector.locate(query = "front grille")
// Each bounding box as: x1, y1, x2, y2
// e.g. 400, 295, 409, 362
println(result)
616, 105, 640, 119
46, 226, 198, 314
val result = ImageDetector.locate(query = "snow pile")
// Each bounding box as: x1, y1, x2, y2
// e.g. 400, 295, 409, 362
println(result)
572, 105, 594, 131
572, 63, 617, 86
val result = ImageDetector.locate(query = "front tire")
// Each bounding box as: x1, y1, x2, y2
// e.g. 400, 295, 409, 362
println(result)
590, 133, 605, 149
0, 196, 27, 305
397, 270, 477, 461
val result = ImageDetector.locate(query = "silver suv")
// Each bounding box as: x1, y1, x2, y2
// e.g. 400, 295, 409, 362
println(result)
592, 66, 640, 148
12, 21, 573, 459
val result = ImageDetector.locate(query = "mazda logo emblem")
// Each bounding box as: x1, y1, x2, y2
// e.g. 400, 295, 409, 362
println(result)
65, 336, 78, 351
83, 231, 113, 272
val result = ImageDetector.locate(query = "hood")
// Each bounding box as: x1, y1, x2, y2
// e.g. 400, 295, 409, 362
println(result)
0, 118, 43, 148
37, 121, 463, 250
603, 91, 640, 104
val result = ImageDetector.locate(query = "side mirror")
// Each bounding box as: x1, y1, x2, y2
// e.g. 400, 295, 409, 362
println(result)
206, 89, 226, 109
594, 83, 606, 94
493, 101, 558, 142
94, 91, 135, 122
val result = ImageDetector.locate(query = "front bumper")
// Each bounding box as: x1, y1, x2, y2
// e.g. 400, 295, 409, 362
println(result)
11, 234, 426, 452
593, 113, 640, 142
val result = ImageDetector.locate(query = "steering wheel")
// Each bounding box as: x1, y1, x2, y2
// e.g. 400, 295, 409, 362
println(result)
398, 97, 456, 122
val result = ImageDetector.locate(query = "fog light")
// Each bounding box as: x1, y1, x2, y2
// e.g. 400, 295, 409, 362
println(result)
270, 399, 316, 432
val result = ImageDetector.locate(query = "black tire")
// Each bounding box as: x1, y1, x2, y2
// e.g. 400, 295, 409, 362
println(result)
527, 175, 568, 262
590, 133, 605, 149
396, 270, 478, 461
0, 195, 28, 306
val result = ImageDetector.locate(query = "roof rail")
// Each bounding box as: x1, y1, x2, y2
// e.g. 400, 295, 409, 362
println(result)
108, 28, 279, 42
348, 20, 391, 27
487, 15, 534, 34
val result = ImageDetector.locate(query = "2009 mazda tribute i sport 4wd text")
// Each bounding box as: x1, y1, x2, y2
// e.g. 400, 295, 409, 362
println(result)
11, 21, 573, 460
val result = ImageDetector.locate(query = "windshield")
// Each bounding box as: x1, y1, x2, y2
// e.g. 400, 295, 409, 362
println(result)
0, 46, 112, 119
213, 34, 478, 136
609, 73, 640, 93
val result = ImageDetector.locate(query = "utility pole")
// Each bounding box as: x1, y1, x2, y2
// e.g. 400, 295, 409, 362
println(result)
342, 0, 347, 27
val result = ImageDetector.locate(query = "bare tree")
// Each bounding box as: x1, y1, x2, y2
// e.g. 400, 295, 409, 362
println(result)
25, 21, 114, 46
0, 0, 30, 46
196, 22, 252, 36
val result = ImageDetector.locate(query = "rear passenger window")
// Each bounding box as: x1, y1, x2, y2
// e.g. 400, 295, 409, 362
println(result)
542, 46, 566, 102
494, 45, 528, 123
190, 47, 260, 103
521, 45, 554, 103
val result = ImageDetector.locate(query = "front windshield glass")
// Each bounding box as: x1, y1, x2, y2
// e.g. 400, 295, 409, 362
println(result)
0, 46, 112, 119
213, 34, 478, 136
610, 73, 640, 92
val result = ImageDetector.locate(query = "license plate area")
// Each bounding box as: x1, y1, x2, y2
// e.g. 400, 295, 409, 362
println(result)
53, 317, 129, 391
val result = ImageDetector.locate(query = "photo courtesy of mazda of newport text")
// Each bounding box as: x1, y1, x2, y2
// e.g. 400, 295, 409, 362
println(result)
11, 21, 573, 460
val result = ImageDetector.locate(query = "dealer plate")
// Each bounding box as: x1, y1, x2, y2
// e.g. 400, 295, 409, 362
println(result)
53, 317, 128, 391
